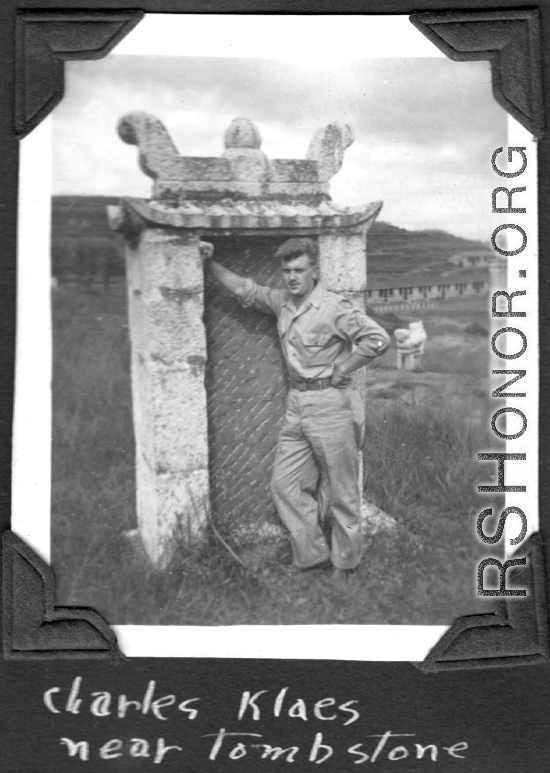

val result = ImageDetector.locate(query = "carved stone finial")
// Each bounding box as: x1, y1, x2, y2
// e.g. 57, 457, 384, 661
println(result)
224, 117, 262, 150
117, 111, 180, 180
222, 117, 270, 182
306, 122, 354, 182
114, 112, 358, 197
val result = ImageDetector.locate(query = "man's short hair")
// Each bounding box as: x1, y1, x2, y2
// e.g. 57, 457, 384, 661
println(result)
275, 238, 319, 267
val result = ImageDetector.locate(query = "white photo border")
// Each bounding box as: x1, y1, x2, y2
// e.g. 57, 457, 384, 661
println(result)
12, 14, 539, 659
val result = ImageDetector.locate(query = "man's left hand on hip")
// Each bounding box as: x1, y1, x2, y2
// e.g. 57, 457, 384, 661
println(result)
330, 364, 350, 387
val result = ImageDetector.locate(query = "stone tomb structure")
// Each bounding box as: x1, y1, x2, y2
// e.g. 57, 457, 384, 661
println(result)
108, 113, 382, 566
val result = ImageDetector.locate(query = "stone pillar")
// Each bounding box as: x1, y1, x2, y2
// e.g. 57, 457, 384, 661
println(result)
318, 224, 369, 510
318, 225, 369, 398
125, 227, 209, 565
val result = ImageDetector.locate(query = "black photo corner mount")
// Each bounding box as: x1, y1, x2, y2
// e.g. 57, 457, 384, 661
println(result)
8, 7, 548, 670
2, 531, 122, 662
410, 8, 544, 137
418, 532, 549, 673
15, 9, 144, 138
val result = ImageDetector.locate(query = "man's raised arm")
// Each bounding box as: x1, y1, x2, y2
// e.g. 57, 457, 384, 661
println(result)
199, 241, 246, 296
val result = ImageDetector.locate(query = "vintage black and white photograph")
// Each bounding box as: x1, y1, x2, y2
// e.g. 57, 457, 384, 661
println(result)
13, 15, 538, 657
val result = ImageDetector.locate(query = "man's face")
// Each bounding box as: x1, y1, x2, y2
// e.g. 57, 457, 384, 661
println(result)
281, 254, 318, 299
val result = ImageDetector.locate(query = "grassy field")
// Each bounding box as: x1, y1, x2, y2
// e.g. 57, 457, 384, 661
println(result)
51, 284, 498, 626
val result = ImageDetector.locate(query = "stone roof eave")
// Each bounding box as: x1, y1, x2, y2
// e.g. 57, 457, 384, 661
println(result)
107, 197, 383, 238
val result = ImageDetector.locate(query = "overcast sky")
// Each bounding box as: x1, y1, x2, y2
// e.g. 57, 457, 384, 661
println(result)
53, 55, 508, 241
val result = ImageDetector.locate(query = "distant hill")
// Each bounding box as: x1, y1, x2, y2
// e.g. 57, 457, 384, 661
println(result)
52, 195, 120, 237
51, 196, 124, 281
50, 195, 491, 282
366, 220, 490, 280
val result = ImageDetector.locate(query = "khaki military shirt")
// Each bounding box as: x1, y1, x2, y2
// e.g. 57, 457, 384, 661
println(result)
237, 279, 390, 381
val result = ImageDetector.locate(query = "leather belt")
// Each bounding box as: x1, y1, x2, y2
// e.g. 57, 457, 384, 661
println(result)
290, 378, 333, 392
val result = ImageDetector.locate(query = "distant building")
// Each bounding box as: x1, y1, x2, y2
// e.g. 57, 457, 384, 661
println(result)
367, 269, 490, 304
449, 250, 493, 268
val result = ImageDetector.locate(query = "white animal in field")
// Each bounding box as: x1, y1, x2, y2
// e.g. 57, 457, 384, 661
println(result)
394, 320, 427, 370
394, 320, 427, 350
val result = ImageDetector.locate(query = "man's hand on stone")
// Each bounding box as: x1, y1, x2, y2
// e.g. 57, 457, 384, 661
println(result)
199, 241, 214, 261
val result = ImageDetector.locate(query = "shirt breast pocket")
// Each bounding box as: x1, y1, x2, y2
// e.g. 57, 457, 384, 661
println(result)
301, 332, 334, 366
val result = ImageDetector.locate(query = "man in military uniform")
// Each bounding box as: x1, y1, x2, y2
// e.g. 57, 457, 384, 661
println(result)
200, 237, 390, 578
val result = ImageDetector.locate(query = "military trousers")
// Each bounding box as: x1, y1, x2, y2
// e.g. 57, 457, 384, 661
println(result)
270, 386, 365, 570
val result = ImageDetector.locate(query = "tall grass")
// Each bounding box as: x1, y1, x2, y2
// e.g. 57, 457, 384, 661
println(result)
51, 288, 136, 607
51, 287, 493, 625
